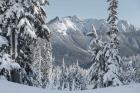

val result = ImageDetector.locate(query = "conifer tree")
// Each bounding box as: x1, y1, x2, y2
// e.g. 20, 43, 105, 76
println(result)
32, 38, 52, 88
59, 58, 68, 90
87, 25, 105, 88
88, 4, 123, 87
0, 0, 51, 86
67, 61, 87, 91
72, 61, 87, 90
51, 66, 61, 89
105, 0, 122, 86
32, 38, 43, 87
107, 0, 119, 45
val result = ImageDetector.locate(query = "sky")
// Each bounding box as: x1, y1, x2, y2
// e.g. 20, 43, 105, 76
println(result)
46, 0, 140, 27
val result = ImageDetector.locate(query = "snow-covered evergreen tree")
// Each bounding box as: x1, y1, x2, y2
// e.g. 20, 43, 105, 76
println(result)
121, 56, 140, 84
49, 58, 87, 91
59, 58, 69, 90
0, 0, 51, 86
63, 60, 87, 91
71, 61, 87, 90
121, 57, 136, 84
88, 21, 122, 88
32, 38, 52, 88
41, 39, 52, 88
107, 0, 119, 45
51, 66, 62, 89
105, 0, 122, 87
88, 0, 123, 88
87, 25, 106, 88
32, 38, 43, 87
0, 36, 20, 81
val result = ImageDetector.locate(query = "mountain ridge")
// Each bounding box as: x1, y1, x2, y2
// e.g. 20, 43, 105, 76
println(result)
47, 16, 140, 67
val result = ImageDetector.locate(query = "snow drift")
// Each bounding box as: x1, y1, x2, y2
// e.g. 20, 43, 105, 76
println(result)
0, 79, 140, 93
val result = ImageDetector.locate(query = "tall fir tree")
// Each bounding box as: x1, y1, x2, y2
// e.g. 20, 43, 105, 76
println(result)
0, 0, 51, 86
70, 61, 87, 90
106, 0, 123, 86
107, 0, 119, 45
32, 38, 43, 87
88, 0, 123, 87
59, 58, 69, 90
87, 25, 106, 88
32, 38, 52, 88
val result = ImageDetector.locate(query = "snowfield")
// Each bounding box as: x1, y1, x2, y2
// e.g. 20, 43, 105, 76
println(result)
0, 80, 140, 93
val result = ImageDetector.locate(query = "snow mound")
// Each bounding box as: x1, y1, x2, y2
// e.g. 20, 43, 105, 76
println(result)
0, 54, 20, 71
0, 36, 8, 47
0, 80, 140, 93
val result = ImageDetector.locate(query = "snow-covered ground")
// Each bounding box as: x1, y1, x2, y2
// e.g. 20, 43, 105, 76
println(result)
0, 79, 140, 93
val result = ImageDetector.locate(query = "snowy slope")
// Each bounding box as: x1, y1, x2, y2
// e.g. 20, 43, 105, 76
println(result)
48, 16, 140, 67
0, 80, 140, 93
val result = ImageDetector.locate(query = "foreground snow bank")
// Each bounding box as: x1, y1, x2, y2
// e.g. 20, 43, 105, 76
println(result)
0, 80, 140, 93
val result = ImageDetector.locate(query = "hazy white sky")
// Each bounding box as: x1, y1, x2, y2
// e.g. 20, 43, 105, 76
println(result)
47, 0, 140, 27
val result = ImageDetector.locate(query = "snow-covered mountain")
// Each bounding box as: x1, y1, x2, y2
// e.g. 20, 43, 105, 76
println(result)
48, 16, 140, 67
48, 16, 137, 35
